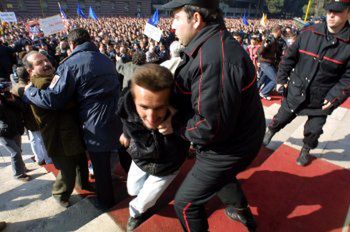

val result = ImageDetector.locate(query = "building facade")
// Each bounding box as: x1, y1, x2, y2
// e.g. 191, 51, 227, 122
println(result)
0, 0, 152, 19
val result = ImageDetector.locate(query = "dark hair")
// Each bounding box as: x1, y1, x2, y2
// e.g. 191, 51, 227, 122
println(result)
132, 52, 146, 65
131, 64, 173, 92
67, 28, 91, 46
182, 5, 225, 26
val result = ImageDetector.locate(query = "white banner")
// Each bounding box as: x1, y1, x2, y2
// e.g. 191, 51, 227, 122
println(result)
0, 12, 17, 23
39, 15, 66, 36
143, 23, 162, 42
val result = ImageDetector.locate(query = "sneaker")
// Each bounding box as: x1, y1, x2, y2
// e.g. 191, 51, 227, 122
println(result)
0, 221, 6, 231
263, 129, 275, 146
16, 174, 31, 182
259, 92, 271, 101
127, 216, 144, 232
296, 147, 313, 166
225, 206, 257, 232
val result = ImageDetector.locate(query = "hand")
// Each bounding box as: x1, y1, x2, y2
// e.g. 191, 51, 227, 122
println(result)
276, 83, 288, 92
119, 133, 130, 148
158, 106, 177, 135
24, 82, 33, 92
322, 99, 332, 110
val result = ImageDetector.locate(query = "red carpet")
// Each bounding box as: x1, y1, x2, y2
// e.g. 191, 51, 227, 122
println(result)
133, 145, 350, 232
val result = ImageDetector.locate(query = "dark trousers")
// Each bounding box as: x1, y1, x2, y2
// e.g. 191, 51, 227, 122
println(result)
89, 151, 115, 209
51, 154, 89, 201
174, 152, 257, 232
268, 106, 327, 149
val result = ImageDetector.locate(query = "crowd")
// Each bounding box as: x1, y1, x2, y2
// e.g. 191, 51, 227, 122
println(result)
1, 0, 349, 231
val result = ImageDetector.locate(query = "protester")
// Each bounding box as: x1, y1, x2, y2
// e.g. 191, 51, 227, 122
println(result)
160, 40, 185, 74
118, 64, 188, 231
24, 28, 120, 209
0, 221, 5, 231
263, 0, 350, 166
162, 1, 266, 231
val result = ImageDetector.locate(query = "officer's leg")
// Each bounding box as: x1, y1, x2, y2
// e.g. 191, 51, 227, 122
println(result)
303, 115, 328, 149
89, 151, 114, 209
174, 153, 253, 232
75, 153, 90, 190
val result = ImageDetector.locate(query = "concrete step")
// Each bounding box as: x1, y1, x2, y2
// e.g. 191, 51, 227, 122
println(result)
76, 212, 124, 232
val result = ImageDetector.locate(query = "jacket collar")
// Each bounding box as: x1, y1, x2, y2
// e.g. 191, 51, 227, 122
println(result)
313, 21, 350, 43
184, 23, 223, 57
118, 88, 141, 123
71, 41, 99, 56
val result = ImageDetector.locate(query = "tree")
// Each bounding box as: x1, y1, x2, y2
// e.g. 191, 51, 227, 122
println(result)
265, 0, 285, 14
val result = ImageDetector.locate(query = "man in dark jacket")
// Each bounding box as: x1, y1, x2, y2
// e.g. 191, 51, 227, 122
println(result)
24, 28, 120, 209
0, 79, 30, 181
21, 51, 90, 207
162, 1, 266, 231
263, 1, 350, 166
118, 64, 187, 231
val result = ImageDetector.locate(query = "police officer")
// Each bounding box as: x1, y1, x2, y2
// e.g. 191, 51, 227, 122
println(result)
162, 1, 265, 231
24, 28, 120, 209
263, 0, 350, 166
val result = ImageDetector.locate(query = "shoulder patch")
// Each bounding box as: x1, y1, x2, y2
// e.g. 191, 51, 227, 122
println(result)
49, 75, 61, 89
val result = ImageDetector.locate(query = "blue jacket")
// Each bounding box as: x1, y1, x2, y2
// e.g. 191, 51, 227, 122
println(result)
25, 42, 120, 152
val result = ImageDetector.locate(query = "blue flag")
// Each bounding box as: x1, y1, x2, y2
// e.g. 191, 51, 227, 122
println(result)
242, 12, 249, 26
89, 6, 98, 21
148, 9, 159, 26
58, 2, 67, 19
77, 4, 87, 18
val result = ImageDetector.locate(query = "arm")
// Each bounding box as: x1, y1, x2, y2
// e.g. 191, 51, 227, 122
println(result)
24, 65, 76, 110
276, 34, 301, 84
325, 61, 350, 108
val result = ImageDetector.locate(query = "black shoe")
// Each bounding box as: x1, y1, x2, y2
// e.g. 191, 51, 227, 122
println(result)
0, 221, 6, 231
225, 206, 257, 232
127, 216, 144, 232
37, 160, 46, 165
54, 198, 70, 208
16, 174, 31, 182
296, 147, 313, 166
263, 129, 275, 146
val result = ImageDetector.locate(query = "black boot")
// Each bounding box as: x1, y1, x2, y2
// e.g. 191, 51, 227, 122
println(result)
263, 129, 275, 146
127, 216, 144, 232
225, 206, 257, 232
296, 147, 313, 166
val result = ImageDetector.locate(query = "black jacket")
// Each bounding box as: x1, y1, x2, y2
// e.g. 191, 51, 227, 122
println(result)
118, 89, 188, 176
0, 44, 16, 80
277, 22, 350, 115
0, 94, 24, 139
174, 23, 265, 158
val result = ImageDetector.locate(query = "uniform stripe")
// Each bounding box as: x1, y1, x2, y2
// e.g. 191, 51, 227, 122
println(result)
242, 74, 257, 92
187, 119, 206, 132
323, 56, 344, 65
182, 202, 192, 232
198, 48, 203, 114
299, 49, 320, 58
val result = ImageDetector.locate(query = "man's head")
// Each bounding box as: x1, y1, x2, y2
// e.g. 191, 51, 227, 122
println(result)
67, 28, 91, 51
22, 51, 55, 77
325, 0, 350, 33
131, 64, 174, 130
271, 25, 282, 38
163, 0, 222, 46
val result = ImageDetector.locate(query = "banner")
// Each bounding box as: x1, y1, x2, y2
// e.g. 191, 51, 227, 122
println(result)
0, 12, 17, 23
26, 20, 43, 38
39, 15, 65, 36
143, 22, 162, 42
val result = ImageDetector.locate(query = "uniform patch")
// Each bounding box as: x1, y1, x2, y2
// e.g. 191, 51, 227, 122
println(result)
49, 75, 60, 89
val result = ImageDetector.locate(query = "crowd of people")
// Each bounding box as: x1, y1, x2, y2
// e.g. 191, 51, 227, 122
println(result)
1, 0, 349, 231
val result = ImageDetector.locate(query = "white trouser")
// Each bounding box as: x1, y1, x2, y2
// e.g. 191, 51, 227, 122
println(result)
127, 161, 178, 218
28, 130, 52, 163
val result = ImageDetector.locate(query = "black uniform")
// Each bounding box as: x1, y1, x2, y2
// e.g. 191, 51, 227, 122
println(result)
173, 23, 265, 231
269, 22, 350, 149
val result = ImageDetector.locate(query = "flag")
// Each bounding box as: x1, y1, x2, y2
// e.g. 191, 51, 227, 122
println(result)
77, 4, 87, 18
89, 6, 98, 20
58, 2, 67, 19
260, 13, 267, 27
148, 9, 159, 26
242, 12, 249, 26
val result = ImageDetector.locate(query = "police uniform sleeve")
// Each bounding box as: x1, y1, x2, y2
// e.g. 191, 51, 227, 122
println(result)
24, 65, 75, 110
325, 60, 350, 108
276, 34, 301, 84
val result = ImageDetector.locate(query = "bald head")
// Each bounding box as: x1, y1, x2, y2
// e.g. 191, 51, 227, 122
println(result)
23, 51, 55, 77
